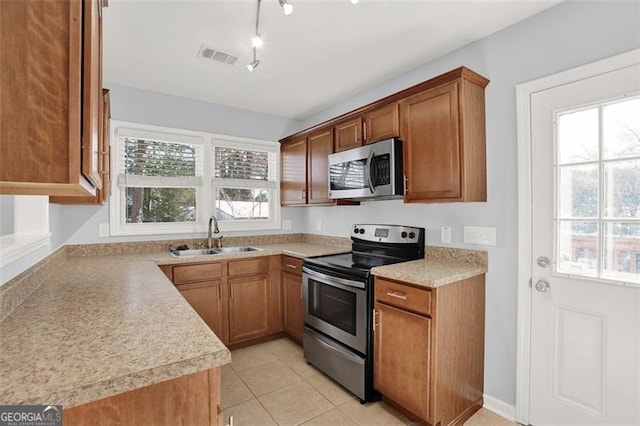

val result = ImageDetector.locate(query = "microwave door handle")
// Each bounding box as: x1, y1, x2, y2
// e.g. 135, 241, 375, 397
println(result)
365, 149, 375, 193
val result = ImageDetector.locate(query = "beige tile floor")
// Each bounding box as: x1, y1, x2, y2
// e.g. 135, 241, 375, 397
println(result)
222, 338, 516, 426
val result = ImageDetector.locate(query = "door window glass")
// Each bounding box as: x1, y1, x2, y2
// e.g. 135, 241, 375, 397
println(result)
556, 96, 640, 284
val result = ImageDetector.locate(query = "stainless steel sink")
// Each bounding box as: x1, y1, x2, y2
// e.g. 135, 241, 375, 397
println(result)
168, 246, 262, 257
213, 246, 263, 253
168, 248, 219, 257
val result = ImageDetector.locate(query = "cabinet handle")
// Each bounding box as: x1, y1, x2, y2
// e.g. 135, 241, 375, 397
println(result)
386, 291, 407, 300
230, 285, 233, 300
403, 175, 408, 195
373, 308, 378, 332
218, 285, 222, 300
362, 122, 367, 142
285, 264, 297, 270
301, 188, 306, 199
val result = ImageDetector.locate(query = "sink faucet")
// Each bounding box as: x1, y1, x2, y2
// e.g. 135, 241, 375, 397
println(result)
208, 216, 222, 249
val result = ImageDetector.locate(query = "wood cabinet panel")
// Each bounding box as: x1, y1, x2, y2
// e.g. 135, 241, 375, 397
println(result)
64, 368, 219, 426
375, 278, 431, 316
402, 82, 461, 201
177, 280, 225, 339
228, 275, 270, 344
282, 271, 303, 343
281, 137, 308, 205
173, 263, 222, 284
374, 301, 431, 420
228, 257, 270, 277
308, 128, 334, 204
364, 103, 400, 144
0, 0, 106, 196
334, 117, 362, 152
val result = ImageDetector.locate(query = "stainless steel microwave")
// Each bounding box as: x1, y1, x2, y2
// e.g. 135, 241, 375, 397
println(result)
328, 138, 404, 201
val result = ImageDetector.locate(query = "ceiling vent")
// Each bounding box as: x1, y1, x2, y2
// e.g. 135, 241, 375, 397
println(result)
197, 44, 238, 65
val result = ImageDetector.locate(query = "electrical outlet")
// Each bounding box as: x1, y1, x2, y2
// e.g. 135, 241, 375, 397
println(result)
441, 226, 452, 244
316, 219, 322, 232
463, 226, 496, 246
99, 223, 110, 237
282, 219, 292, 230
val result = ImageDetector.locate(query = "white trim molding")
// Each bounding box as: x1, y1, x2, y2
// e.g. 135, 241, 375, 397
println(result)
483, 394, 515, 422
515, 48, 640, 425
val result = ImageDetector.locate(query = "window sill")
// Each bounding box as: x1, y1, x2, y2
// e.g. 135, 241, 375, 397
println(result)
0, 233, 52, 268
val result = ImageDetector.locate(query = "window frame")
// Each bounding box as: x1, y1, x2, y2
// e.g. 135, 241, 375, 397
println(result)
109, 121, 281, 236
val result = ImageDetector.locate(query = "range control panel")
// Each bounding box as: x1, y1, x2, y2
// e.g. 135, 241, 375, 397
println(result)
351, 224, 423, 244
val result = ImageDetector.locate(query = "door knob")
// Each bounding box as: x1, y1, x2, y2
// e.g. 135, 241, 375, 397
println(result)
535, 279, 550, 292
537, 256, 551, 268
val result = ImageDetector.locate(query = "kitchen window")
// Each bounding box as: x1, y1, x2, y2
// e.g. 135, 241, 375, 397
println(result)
110, 122, 280, 236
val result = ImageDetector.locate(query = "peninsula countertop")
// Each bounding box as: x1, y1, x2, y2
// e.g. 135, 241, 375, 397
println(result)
0, 242, 349, 408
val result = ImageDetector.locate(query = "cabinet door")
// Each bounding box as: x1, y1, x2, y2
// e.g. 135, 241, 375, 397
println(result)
228, 275, 270, 344
364, 103, 400, 145
334, 117, 362, 152
374, 301, 431, 420
177, 280, 225, 341
308, 128, 334, 204
281, 137, 307, 206
282, 271, 304, 342
401, 81, 461, 201
81, 0, 103, 189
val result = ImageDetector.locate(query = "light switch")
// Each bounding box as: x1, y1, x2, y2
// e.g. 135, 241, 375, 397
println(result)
282, 219, 292, 230
441, 226, 452, 244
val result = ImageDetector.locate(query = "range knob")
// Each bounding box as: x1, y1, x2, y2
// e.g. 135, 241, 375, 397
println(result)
401, 231, 408, 238
359, 228, 365, 234
354, 227, 360, 234
409, 232, 416, 239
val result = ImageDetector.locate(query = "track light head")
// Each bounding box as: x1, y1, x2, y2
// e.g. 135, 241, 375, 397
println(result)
251, 34, 263, 48
279, 0, 293, 16
351, 0, 359, 3
246, 59, 260, 72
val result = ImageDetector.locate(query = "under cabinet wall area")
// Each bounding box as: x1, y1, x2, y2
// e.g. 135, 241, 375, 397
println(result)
280, 67, 489, 206
0, 0, 108, 197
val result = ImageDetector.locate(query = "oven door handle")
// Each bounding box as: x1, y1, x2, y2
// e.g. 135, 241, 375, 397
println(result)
302, 267, 366, 290
306, 327, 365, 364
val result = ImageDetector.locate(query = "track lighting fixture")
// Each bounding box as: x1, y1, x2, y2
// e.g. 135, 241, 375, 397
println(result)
279, 0, 293, 16
351, 0, 359, 3
251, 34, 263, 48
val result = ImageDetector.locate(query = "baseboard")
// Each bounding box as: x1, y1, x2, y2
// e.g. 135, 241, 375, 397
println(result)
483, 394, 516, 422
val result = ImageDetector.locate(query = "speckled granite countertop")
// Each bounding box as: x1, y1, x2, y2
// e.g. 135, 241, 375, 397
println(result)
371, 258, 486, 288
0, 242, 348, 408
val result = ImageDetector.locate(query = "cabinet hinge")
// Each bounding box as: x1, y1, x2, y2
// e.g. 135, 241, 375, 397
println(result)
403, 175, 408, 194
528, 278, 532, 288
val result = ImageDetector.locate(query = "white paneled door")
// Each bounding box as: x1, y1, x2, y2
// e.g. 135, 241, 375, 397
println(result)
529, 63, 640, 424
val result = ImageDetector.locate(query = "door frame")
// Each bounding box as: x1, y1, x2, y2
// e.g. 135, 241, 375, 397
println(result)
515, 48, 640, 425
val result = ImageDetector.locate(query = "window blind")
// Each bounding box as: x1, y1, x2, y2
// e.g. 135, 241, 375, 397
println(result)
214, 146, 276, 181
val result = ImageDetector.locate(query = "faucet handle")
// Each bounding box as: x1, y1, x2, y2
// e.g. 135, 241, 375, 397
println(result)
217, 235, 224, 248
196, 241, 204, 249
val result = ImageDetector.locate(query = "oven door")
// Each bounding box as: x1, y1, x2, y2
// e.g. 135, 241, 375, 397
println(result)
302, 267, 367, 354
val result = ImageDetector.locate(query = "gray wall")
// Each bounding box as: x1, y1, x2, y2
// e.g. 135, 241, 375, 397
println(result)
49, 84, 305, 248
294, 0, 640, 407
0, 195, 14, 236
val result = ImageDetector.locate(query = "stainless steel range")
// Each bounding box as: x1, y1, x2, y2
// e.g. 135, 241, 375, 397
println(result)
302, 224, 425, 403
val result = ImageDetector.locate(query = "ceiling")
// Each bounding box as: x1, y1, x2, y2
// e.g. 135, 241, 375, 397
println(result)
103, 0, 562, 120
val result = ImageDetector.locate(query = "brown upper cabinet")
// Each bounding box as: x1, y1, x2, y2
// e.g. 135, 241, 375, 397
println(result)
280, 67, 489, 204
281, 137, 308, 206
363, 103, 400, 145
402, 75, 487, 203
334, 117, 362, 152
51, 89, 111, 205
281, 128, 336, 206
0, 0, 106, 196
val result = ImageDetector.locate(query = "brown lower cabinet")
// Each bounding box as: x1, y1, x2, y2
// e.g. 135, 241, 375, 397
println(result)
64, 367, 221, 426
373, 275, 485, 426
164, 256, 282, 347
282, 256, 304, 343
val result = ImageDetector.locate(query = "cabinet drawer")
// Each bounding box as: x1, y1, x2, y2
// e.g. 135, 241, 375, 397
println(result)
375, 278, 431, 316
282, 256, 303, 276
173, 263, 222, 284
228, 257, 270, 277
